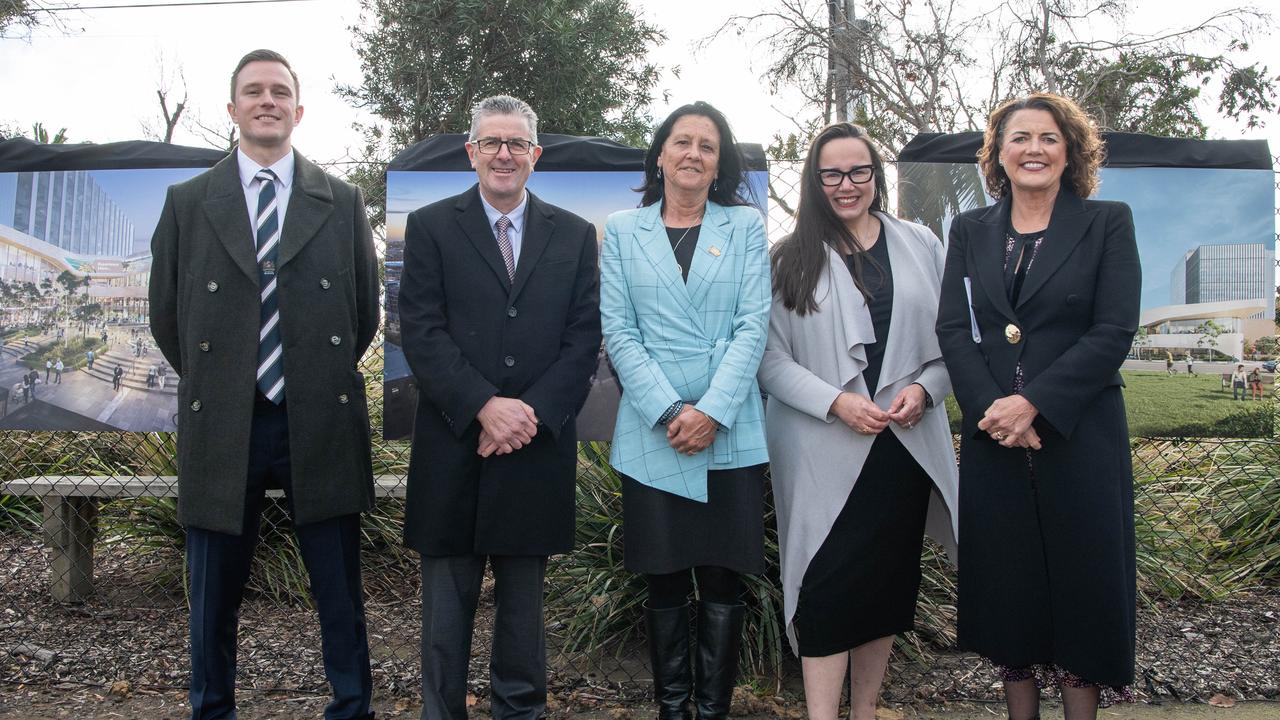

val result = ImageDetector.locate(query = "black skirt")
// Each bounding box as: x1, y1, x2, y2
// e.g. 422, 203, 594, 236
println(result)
793, 430, 932, 657
621, 464, 766, 575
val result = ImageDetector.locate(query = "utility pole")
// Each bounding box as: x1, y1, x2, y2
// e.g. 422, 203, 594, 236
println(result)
828, 0, 867, 123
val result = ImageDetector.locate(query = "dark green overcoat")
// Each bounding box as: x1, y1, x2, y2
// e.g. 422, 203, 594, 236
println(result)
149, 152, 379, 535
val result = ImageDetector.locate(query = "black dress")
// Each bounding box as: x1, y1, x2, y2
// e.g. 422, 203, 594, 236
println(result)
792, 228, 934, 657
621, 224, 767, 575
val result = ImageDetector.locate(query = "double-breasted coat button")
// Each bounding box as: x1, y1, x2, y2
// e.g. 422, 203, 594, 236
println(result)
504, 355, 516, 367
206, 281, 218, 293
320, 278, 331, 290
338, 393, 349, 404
198, 341, 210, 352
507, 306, 518, 318
190, 400, 202, 412
330, 335, 342, 346
1005, 324, 1022, 344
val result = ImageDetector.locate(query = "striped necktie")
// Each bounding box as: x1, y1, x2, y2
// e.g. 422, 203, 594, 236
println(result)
495, 215, 515, 281
254, 169, 285, 403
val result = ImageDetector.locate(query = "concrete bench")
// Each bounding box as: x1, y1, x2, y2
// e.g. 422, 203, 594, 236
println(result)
2, 474, 406, 603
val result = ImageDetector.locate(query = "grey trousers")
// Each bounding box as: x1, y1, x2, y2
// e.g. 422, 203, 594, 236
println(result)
420, 555, 548, 720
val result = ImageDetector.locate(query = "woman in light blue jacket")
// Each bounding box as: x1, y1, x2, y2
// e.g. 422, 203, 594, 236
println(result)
600, 101, 769, 720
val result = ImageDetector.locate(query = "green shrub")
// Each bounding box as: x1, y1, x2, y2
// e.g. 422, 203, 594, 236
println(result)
20, 337, 105, 371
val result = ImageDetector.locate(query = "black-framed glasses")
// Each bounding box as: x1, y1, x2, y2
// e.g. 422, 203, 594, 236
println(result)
473, 137, 535, 155
817, 165, 875, 186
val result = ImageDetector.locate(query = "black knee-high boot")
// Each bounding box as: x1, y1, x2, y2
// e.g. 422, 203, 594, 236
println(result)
693, 601, 743, 720
646, 603, 693, 720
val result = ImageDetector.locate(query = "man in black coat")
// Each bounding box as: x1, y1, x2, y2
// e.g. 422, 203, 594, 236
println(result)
148, 49, 378, 720
398, 95, 601, 720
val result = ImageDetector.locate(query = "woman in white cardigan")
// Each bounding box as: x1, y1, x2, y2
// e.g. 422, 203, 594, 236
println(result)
757, 123, 959, 720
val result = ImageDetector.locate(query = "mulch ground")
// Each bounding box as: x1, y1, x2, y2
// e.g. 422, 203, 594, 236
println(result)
2, 531, 1278, 717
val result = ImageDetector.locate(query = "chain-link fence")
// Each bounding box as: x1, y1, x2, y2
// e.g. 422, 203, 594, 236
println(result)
1, 155, 1277, 710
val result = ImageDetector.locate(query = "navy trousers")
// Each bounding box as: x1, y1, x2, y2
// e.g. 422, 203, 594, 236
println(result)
186, 398, 373, 720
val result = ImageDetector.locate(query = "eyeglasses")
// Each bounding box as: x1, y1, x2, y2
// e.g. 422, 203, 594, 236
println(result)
473, 137, 535, 155
817, 165, 875, 186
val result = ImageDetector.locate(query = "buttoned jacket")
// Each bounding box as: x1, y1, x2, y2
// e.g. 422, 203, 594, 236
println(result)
149, 151, 379, 535
601, 201, 770, 502
935, 188, 1140, 687
398, 185, 601, 557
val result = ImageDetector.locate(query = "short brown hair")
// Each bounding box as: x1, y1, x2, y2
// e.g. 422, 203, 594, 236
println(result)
230, 49, 299, 101
978, 92, 1104, 199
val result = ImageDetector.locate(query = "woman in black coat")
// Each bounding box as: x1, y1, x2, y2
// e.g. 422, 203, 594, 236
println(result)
936, 93, 1140, 720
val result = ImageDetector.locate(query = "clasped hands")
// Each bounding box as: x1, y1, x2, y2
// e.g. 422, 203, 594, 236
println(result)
976, 394, 1042, 450
829, 384, 926, 436
667, 404, 717, 456
476, 396, 538, 457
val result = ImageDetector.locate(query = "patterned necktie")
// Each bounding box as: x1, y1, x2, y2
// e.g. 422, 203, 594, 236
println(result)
254, 169, 285, 403
495, 215, 515, 282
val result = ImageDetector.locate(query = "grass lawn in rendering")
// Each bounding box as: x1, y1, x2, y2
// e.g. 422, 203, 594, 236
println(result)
943, 369, 1273, 437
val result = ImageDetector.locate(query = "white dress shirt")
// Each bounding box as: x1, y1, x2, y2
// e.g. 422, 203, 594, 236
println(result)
237, 148, 295, 240
478, 190, 529, 271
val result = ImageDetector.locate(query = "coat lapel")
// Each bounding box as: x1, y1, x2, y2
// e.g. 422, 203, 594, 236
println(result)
684, 202, 733, 310
510, 192, 555, 300
455, 186, 514, 290
873, 213, 948, 398
277, 152, 335, 269
634, 204, 700, 330
202, 155, 258, 282
969, 198, 1019, 323
1013, 189, 1097, 310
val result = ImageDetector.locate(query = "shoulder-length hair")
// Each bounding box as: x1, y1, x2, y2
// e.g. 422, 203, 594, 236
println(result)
978, 92, 1105, 199
636, 101, 751, 208
771, 122, 888, 315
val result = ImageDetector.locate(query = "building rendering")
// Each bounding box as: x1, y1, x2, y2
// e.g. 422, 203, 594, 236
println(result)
1, 170, 150, 324
1140, 242, 1274, 360
1169, 243, 1271, 315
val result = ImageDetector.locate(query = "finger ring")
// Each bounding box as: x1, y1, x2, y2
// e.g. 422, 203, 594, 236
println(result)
906, 422, 913, 429
994, 431, 1005, 440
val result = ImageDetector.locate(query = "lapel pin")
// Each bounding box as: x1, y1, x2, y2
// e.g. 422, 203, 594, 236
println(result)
708, 246, 721, 257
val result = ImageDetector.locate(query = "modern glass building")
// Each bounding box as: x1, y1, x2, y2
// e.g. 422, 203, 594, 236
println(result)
1, 170, 149, 323
1171, 243, 1271, 317
6, 170, 133, 260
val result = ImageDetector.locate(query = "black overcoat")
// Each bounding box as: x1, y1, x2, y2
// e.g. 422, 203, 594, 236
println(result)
935, 189, 1140, 688
149, 152, 379, 535
398, 186, 601, 557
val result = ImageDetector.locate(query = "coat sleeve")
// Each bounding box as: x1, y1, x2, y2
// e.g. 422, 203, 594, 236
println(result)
600, 215, 684, 428
148, 186, 182, 377
1019, 203, 1140, 438
351, 186, 380, 363
519, 222, 603, 439
398, 209, 499, 438
757, 297, 843, 422
693, 210, 771, 428
935, 217, 1003, 429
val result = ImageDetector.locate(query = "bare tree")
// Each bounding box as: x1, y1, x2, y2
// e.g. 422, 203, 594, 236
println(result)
185, 111, 238, 153
991, 0, 1278, 135
710, 0, 1277, 148
142, 55, 188, 144
708, 0, 986, 154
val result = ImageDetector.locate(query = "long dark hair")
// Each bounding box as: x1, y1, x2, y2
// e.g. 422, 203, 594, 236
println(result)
637, 101, 751, 208
772, 122, 889, 314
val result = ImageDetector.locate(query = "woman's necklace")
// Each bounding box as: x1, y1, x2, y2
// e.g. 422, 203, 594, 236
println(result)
671, 224, 696, 253
849, 216, 878, 251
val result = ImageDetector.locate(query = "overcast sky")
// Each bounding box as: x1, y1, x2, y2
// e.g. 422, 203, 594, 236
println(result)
3, 0, 1277, 163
